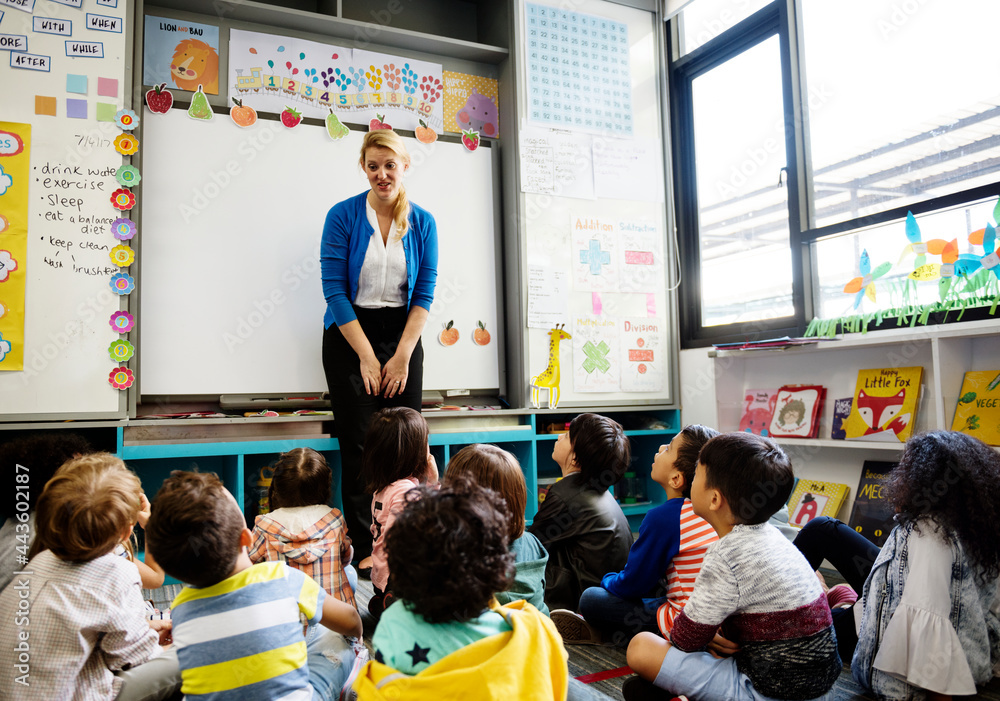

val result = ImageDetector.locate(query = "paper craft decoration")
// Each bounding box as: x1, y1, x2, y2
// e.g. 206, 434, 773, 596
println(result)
112, 217, 136, 240
229, 98, 257, 128
954, 222, 1000, 284
145, 83, 173, 113
830, 397, 852, 440
0, 334, 11, 364
0, 250, 16, 282
115, 108, 138, 130
187, 85, 214, 120
951, 370, 1000, 445
113, 133, 138, 155
143, 16, 221, 94
461, 129, 480, 152
109, 366, 135, 390
108, 339, 135, 362
472, 321, 491, 346
530, 324, 571, 409
280, 105, 302, 128
842, 367, 923, 443
414, 119, 436, 144
325, 109, 349, 140
843, 249, 891, 309
115, 164, 140, 187
369, 113, 390, 131
109, 311, 134, 333
110, 188, 135, 210
110, 244, 134, 267
787, 479, 851, 528
438, 320, 458, 346
109, 272, 135, 295
768, 385, 825, 438
739, 389, 778, 436
848, 461, 897, 547
0, 121, 28, 372
899, 211, 959, 283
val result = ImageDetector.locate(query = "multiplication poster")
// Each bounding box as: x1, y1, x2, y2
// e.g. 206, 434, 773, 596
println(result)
524, 2, 633, 136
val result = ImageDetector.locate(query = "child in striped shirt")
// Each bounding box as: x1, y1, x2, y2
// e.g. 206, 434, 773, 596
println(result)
146, 471, 363, 701
552, 425, 720, 646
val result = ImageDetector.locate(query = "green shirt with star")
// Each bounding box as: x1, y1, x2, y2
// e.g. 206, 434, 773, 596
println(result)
371, 600, 512, 674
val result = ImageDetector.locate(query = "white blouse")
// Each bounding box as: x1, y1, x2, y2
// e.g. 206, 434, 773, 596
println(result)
354, 200, 407, 309
858, 525, 997, 695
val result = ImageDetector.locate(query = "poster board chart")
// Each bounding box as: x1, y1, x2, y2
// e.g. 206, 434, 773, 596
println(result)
138, 108, 501, 397
508, 0, 678, 408
0, 0, 133, 420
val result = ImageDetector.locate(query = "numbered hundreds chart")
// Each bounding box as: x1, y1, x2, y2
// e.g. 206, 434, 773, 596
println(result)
525, 3, 632, 136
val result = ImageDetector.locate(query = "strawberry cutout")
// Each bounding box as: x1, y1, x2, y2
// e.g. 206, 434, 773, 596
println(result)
461, 129, 480, 152
369, 113, 391, 131
280, 105, 302, 129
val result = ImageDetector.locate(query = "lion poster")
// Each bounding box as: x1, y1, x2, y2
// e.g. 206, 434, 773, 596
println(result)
143, 16, 221, 95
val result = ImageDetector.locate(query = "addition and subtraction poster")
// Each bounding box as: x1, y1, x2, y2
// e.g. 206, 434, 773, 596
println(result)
572, 215, 618, 291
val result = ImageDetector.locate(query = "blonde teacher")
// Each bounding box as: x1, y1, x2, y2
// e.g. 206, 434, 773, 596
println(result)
321, 129, 438, 571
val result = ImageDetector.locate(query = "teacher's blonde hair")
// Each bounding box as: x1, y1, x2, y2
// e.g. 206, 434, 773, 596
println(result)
360, 129, 411, 238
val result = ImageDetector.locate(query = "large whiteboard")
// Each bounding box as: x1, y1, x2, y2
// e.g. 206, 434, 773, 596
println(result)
139, 109, 499, 396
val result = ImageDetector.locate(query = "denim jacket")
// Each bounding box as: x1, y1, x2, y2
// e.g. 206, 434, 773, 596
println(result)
852, 518, 1000, 699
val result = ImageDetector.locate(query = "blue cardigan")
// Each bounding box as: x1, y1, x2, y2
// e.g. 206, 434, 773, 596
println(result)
321, 191, 439, 328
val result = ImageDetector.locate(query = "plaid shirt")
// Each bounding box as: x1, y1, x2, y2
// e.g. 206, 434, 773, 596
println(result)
0, 549, 159, 700
249, 506, 355, 607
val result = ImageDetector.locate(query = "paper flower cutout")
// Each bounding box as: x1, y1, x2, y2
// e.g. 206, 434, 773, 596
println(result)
0, 332, 11, 363
109, 339, 135, 363
0, 250, 17, 282
112, 217, 137, 240
110, 272, 135, 295
110, 244, 135, 267
843, 249, 891, 309
0, 165, 12, 196
954, 222, 1000, 284
0, 214, 8, 233
110, 311, 134, 333
109, 366, 135, 390
115, 164, 141, 187
111, 188, 135, 211
114, 133, 139, 155
115, 108, 139, 130
899, 211, 959, 277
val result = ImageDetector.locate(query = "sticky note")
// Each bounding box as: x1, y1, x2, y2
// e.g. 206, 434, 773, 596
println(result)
96, 101, 117, 122
66, 98, 87, 119
35, 95, 57, 116
97, 76, 117, 97
66, 73, 87, 94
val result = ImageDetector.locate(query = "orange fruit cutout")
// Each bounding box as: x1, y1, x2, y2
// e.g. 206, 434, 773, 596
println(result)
415, 118, 437, 144
230, 98, 257, 128
439, 320, 459, 346
472, 320, 491, 346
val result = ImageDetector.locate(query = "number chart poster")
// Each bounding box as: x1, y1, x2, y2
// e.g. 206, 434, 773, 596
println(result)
0, 123, 29, 372
524, 3, 633, 136
142, 16, 221, 95
228, 29, 444, 133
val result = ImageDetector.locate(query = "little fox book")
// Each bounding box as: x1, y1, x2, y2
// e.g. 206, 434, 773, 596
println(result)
951, 370, 1000, 445
843, 367, 923, 443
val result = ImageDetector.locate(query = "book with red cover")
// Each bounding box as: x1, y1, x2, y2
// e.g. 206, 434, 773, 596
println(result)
768, 385, 826, 438
739, 388, 778, 436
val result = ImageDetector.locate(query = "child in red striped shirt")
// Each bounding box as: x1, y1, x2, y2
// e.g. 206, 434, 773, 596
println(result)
551, 425, 720, 646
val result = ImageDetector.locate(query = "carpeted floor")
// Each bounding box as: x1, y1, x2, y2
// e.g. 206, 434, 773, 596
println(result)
147, 578, 1000, 700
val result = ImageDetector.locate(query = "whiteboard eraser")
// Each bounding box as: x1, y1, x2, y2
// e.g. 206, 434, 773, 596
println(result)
445, 389, 471, 397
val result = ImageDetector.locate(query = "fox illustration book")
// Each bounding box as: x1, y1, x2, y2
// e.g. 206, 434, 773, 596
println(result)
842, 367, 923, 443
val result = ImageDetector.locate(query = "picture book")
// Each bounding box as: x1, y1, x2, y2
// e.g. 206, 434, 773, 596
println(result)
739, 388, 778, 436
848, 460, 897, 547
951, 370, 1000, 446
830, 397, 852, 440
767, 385, 825, 438
842, 367, 923, 443
787, 479, 851, 528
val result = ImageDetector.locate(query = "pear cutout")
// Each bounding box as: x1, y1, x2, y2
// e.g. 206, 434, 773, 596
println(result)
187, 84, 214, 121
326, 109, 349, 140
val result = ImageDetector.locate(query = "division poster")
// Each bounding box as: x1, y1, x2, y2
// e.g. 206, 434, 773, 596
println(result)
620, 317, 663, 392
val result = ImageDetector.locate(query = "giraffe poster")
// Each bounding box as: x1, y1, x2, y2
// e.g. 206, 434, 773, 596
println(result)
572, 315, 620, 392
571, 215, 619, 291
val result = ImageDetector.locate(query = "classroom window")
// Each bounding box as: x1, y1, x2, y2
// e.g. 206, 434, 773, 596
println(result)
678, 0, 773, 56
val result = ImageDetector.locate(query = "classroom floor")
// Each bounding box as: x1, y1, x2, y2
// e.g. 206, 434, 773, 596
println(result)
146, 576, 1000, 700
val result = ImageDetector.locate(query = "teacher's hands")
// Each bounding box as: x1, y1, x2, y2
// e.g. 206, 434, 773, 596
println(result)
380, 351, 410, 398
359, 352, 382, 396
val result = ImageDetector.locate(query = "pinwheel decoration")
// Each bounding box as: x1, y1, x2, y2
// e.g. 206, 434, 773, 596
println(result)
900, 212, 958, 273
843, 249, 892, 309
953, 222, 1000, 286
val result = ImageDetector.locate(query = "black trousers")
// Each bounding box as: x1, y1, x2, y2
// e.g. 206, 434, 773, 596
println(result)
322, 306, 423, 561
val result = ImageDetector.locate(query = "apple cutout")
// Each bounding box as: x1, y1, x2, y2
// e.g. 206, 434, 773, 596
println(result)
369, 113, 391, 131
145, 83, 173, 114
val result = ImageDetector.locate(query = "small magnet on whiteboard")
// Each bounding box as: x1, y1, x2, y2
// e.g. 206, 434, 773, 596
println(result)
110, 311, 134, 333
109, 366, 135, 390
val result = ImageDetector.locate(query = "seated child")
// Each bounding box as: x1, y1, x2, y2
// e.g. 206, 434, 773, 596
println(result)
355, 478, 569, 700
443, 444, 550, 615
555, 425, 720, 646
250, 447, 356, 606
362, 407, 438, 619
528, 413, 634, 612
0, 453, 180, 701
145, 470, 363, 701
626, 432, 840, 701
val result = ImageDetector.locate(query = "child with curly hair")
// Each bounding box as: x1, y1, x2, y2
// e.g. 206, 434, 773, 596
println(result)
249, 447, 356, 606
443, 443, 549, 614
354, 478, 569, 700
362, 407, 438, 619
528, 413, 634, 612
